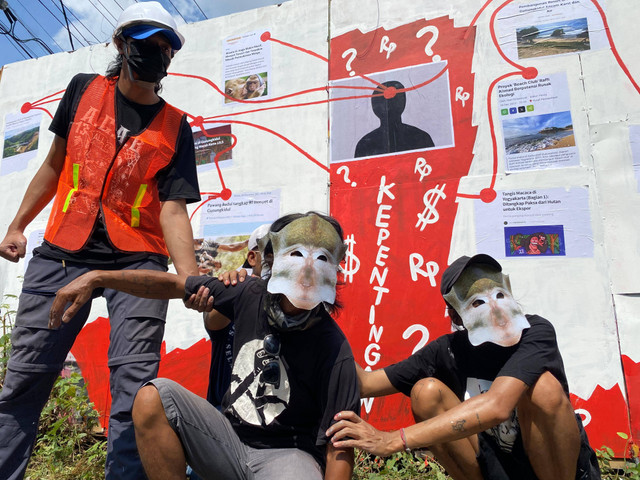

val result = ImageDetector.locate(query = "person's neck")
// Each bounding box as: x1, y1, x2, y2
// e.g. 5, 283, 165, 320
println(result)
279, 296, 306, 316
117, 68, 160, 105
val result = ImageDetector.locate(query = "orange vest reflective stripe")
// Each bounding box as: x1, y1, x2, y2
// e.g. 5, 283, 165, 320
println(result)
44, 75, 184, 256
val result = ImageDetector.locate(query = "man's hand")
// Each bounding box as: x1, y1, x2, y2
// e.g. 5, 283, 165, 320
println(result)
217, 268, 248, 286
326, 411, 400, 458
49, 271, 99, 328
0, 230, 27, 262
183, 285, 214, 312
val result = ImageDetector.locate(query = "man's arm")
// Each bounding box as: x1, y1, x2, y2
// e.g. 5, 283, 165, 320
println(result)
49, 269, 186, 327
324, 443, 353, 480
327, 375, 529, 457
205, 309, 231, 331
356, 363, 399, 398
0, 135, 66, 262
159, 199, 198, 277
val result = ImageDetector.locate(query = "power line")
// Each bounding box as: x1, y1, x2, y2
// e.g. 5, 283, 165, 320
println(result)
2, 35, 31, 60
4, 2, 53, 54
12, 1, 65, 51
36, 0, 86, 48
0, 20, 33, 60
1, 5, 53, 56
192, 0, 208, 20
59, 0, 73, 51
165, 0, 188, 24
92, 0, 118, 25
48, 0, 97, 45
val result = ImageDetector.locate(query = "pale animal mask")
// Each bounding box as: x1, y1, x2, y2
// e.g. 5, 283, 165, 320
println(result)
262, 215, 346, 310
443, 265, 529, 347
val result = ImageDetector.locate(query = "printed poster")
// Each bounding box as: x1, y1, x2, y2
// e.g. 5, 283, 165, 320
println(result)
497, 72, 579, 172
329, 62, 454, 163
2, 110, 42, 176
192, 124, 233, 171
474, 187, 593, 258
496, 0, 608, 61
630, 125, 640, 193
223, 30, 271, 104
195, 190, 280, 277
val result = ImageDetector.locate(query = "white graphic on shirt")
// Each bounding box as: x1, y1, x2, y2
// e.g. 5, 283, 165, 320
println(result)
116, 125, 130, 146
228, 339, 290, 426
465, 377, 519, 453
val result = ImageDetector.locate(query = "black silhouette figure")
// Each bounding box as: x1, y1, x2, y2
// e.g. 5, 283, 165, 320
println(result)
355, 80, 435, 158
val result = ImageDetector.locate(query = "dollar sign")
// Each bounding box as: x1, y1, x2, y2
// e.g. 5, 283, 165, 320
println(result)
416, 184, 446, 231
342, 234, 360, 283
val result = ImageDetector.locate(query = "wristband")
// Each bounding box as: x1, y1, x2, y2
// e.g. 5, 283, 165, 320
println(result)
400, 428, 411, 453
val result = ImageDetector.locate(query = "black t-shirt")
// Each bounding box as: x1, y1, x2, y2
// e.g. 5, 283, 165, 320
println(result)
185, 276, 360, 470
205, 322, 235, 408
385, 315, 569, 453
36, 73, 200, 265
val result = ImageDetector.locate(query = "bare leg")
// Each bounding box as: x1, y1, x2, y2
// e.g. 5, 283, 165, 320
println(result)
410, 378, 483, 480
132, 385, 187, 480
518, 371, 580, 480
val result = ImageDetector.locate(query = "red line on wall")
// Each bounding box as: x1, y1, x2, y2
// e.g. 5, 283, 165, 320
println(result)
202, 117, 329, 172
456, 71, 523, 202
488, 0, 527, 72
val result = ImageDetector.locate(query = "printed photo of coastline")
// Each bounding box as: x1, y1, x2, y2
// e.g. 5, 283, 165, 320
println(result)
516, 18, 590, 59
502, 111, 575, 155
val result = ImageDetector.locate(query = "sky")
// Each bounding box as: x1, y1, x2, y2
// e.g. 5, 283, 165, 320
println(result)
0, 0, 288, 69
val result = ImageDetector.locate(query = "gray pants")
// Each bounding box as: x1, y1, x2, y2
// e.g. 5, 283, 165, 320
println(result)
0, 253, 168, 480
150, 378, 323, 480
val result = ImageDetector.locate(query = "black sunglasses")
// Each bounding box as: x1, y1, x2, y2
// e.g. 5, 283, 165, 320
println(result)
260, 333, 281, 388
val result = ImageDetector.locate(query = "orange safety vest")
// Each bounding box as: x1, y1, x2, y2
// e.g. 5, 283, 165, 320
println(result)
44, 75, 184, 256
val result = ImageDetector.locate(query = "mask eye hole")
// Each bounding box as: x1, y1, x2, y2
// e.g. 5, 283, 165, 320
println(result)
496, 291, 504, 299
290, 250, 303, 257
317, 254, 328, 262
472, 299, 485, 308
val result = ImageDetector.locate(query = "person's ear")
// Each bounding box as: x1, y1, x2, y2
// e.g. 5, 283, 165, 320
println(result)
247, 250, 259, 268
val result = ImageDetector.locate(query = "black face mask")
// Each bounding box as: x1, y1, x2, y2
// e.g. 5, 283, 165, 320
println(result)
124, 40, 171, 84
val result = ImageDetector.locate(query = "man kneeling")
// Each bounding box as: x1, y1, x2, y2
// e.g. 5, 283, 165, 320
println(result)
51, 213, 359, 480
327, 254, 600, 480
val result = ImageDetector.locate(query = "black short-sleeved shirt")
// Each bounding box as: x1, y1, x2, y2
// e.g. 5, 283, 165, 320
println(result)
185, 276, 360, 470
36, 73, 200, 265
385, 315, 569, 453
385, 315, 568, 398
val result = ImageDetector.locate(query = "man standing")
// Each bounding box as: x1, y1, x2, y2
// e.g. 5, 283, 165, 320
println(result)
0, 3, 199, 479
327, 254, 600, 480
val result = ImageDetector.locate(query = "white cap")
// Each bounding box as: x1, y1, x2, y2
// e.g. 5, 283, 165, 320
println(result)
114, 1, 185, 51
248, 224, 271, 251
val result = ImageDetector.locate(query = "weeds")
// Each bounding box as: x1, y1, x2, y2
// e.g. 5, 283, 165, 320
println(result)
353, 450, 450, 479
0, 293, 16, 388
25, 372, 107, 480
596, 432, 640, 480
0, 294, 107, 480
